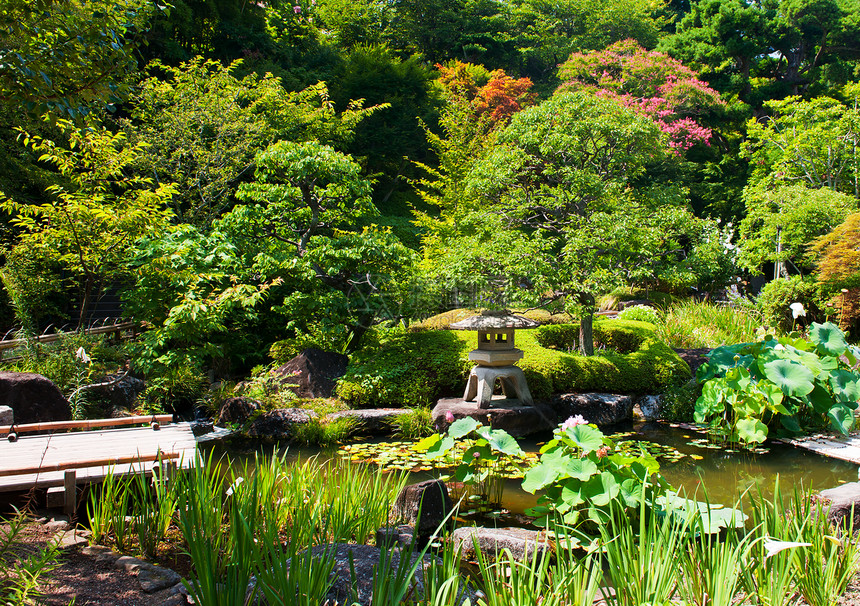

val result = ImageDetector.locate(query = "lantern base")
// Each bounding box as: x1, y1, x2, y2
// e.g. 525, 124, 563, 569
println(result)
463, 365, 534, 409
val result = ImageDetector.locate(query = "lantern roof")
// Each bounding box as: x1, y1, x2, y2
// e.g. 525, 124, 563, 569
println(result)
449, 310, 540, 331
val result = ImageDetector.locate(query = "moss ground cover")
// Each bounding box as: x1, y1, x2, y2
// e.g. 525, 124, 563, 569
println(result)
337, 316, 690, 407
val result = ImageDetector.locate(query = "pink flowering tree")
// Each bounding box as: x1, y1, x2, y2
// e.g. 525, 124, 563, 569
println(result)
557, 39, 724, 155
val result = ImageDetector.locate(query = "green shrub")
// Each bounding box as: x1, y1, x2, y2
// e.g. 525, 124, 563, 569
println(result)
534, 324, 581, 352
519, 324, 690, 398
656, 300, 762, 348
757, 276, 827, 332
618, 304, 659, 325
339, 321, 690, 407
336, 328, 472, 407
659, 378, 701, 422
410, 309, 478, 331
391, 407, 435, 438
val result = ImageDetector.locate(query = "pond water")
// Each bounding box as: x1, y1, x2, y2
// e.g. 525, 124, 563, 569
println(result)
211, 422, 860, 514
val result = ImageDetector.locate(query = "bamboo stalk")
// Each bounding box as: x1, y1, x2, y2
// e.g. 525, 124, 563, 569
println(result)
0, 414, 174, 435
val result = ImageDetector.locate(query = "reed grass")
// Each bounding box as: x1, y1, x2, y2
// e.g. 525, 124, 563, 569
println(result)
655, 300, 762, 348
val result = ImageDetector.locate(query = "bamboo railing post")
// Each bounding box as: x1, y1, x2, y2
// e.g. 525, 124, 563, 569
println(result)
64, 470, 76, 517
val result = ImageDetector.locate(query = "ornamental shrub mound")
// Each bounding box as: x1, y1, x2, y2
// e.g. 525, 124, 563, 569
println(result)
337, 316, 690, 407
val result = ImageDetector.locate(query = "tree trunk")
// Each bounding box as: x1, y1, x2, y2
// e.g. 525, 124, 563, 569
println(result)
77, 276, 94, 331
578, 293, 596, 356
579, 312, 594, 356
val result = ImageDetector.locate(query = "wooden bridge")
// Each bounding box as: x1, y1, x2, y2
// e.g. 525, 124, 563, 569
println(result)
0, 415, 198, 513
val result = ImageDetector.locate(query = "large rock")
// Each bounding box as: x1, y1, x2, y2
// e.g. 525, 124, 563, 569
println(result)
817, 482, 860, 530
452, 526, 553, 563
325, 408, 410, 435
87, 373, 145, 411
0, 405, 12, 425
270, 544, 451, 606
245, 408, 317, 440
634, 395, 661, 422
218, 397, 262, 424
432, 398, 557, 437
0, 372, 71, 424
272, 348, 349, 399
550, 393, 633, 426
391, 480, 453, 542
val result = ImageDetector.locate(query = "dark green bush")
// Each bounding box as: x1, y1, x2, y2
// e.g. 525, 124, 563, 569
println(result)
336, 328, 472, 408
338, 321, 690, 407
756, 276, 827, 332
659, 378, 701, 422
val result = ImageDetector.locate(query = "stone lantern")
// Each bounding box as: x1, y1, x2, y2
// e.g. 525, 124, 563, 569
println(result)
450, 311, 539, 409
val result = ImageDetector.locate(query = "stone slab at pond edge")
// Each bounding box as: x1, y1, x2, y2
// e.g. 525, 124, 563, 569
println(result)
451, 526, 553, 563
432, 398, 557, 437
818, 481, 860, 530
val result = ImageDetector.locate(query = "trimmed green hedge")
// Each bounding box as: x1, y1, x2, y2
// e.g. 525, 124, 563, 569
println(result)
337, 319, 690, 407
336, 329, 473, 408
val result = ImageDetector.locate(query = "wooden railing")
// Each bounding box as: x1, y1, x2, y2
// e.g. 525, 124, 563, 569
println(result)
1, 414, 173, 442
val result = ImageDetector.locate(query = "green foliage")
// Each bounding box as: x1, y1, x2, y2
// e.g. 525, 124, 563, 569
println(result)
0, 0, 161, 119
744, 95, 860, 198
757, 276, 828, 332
3, 333, 126, 398
124, 59, 381, 226
340, 321, 689, 407
655, 299, 763, 349
0, 510, 63, 605
3, 121, 175, 328
139, 360, 208, 414
125, 224, 278, 379
525, 321, 690, 396
695, 322, 860, 446
659, 379, 702, 423
290, 415, 357, 446
337, 328, 472, 408
738, 184, 857, 275
617, 305, 659, 324
418, 417, 525, 511
660, 0, 860, 104
510, 0, 669, 86
523, 419, 668, 529
390, 407, 435, 439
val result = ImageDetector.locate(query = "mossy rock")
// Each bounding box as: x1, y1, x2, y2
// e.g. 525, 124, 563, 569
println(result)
337, 319, 690, 407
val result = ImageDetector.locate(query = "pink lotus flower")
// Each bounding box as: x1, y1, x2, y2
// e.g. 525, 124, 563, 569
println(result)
562, 415, 587, 430
445, 410, 455, 423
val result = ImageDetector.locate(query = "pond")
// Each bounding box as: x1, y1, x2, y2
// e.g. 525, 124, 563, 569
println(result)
210, 422, 860, 514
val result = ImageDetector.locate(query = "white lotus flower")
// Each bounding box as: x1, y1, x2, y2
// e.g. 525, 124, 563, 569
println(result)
790, 302, 806, 319
762, 537, 811, 559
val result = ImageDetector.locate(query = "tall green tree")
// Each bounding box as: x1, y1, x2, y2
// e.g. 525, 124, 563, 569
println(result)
660, 0, 860, 104
2, 122, 175, 329
508, 0, 670, 87
743, 93, 860, 198
0, 0, 161, 119
737, 184, 857, 275
423, 92, 680, 353
231, 140, 417, 350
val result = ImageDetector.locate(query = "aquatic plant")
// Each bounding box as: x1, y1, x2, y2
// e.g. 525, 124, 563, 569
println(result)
695, 321, 860, 446
417, 417, 525, 512
521, 419, 668, 528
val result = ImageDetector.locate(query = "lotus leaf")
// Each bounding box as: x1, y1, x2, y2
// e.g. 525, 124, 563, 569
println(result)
762, 359, 815, 397
810, 322, 848, 357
